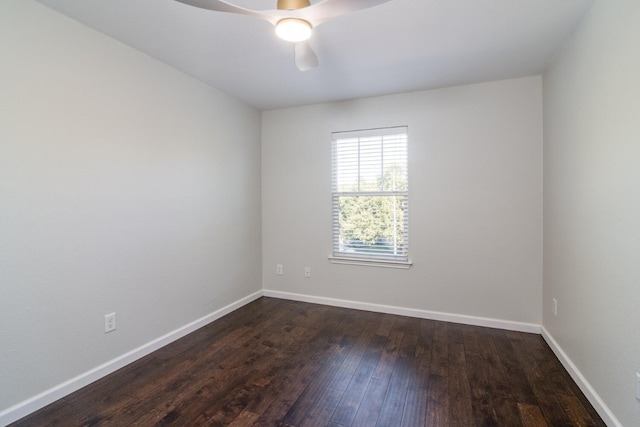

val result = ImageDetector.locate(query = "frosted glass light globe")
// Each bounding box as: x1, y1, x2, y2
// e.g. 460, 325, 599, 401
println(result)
275, 19, 312, 42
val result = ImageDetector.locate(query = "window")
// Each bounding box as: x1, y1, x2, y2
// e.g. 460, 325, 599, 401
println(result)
331, 126, 409, 266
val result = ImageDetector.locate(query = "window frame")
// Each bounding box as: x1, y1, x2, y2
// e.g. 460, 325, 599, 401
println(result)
330, 126, 411, 268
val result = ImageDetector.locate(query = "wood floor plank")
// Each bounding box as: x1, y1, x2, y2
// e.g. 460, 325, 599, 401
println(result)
463, 327, 500, 427
351, 378, 389, 427
280, 340, 352, 426
371, 326, 404, 383
401, 385, 428, 427
520, 333, 606, 427
279, 311, 356, 426
400, 321, 432, 427
227, 410, 260, 426
489, 328, 538, 405
429, 321, 449, 378
518, 402, 550, 427
447, 340, 474, 426
375, 313, 397, 337
351, 326, 404, 427
557, 394, 602, 427
297, 312, 378, 426
140, 305, 319, 425
376, 332, 418, 426
324, 312, 381, 392
230, 306, 340, 425
424, 321, 450, 426
479, 328, 524, 426
329, 334, 386, 426
10, 298, 606, 427
109, 299, 295, 425
425, 373, 449, 426
300, 388, 344, 427
510, 336, 574, 426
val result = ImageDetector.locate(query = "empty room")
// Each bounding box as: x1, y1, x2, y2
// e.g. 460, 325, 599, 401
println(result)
1, 0, 638, 426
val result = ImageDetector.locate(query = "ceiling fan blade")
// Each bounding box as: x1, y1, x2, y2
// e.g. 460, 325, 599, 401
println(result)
175, 0, 275, 23
298, 0, 392, 26
294, 41, 319, 71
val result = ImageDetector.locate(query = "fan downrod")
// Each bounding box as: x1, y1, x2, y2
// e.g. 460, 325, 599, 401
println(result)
277, 0, 311, 10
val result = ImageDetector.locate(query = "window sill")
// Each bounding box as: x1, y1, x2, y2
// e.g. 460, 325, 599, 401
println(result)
328, 255, 413, 269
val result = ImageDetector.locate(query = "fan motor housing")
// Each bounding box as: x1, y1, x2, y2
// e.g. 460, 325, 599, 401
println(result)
277, 0, 311, 10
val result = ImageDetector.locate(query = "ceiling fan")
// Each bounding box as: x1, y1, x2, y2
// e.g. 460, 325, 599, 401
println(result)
175, 0, 392, 71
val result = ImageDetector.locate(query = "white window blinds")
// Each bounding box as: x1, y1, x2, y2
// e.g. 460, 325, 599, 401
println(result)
331, 127, 409, 262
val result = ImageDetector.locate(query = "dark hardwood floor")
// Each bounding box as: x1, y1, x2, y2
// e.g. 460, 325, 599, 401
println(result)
11, 297, 605, 426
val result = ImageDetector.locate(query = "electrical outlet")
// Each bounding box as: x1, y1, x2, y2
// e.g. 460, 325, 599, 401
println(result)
636, 372, 640, 401
104, 312, 116, 333
552, 298, 558, 316
304, 267, 311, 278
276, 264, 283, 275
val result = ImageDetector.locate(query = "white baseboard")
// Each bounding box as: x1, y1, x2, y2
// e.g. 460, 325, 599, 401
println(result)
16, 290, 614, 427
263, 289, 540, 333
0, 290, 263, 427
540, 326, 621, 427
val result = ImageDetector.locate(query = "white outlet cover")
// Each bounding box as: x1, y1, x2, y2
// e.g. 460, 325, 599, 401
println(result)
104, 312, 116, 333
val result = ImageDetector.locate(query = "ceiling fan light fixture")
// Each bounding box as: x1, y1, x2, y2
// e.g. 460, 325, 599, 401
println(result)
275, 18, 312, 42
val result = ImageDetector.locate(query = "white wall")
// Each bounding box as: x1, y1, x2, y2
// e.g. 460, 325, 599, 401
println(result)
262, 77, 543, 327
543, 0, 640, 425
0, 0, 261, 417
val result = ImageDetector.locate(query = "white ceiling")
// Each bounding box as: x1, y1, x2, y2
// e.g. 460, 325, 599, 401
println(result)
36, 0, 593, 110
